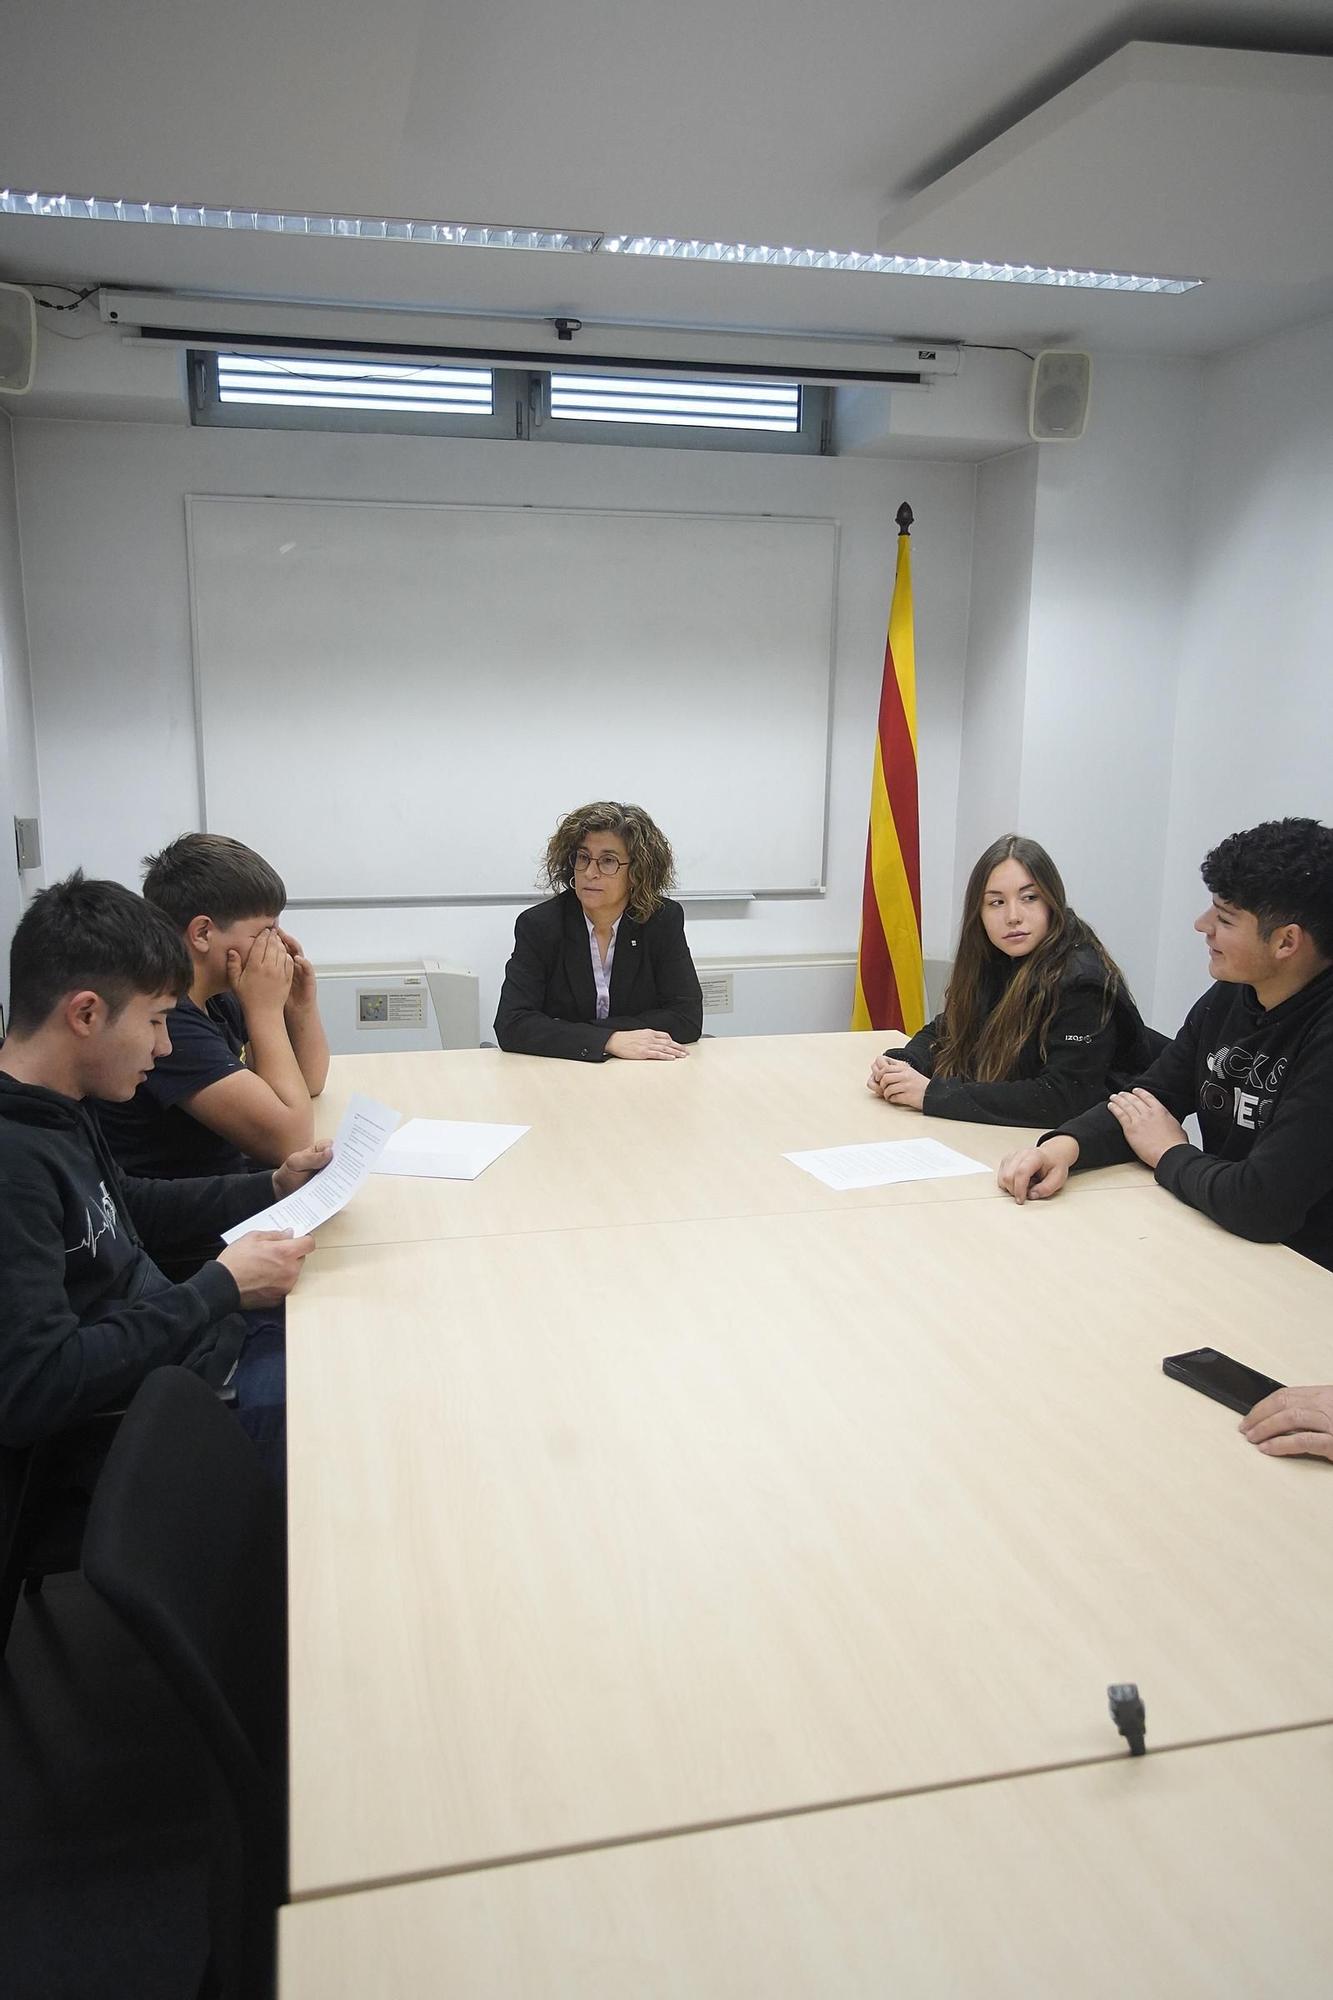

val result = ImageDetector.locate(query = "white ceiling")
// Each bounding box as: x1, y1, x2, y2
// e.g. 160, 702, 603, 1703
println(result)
886, 43, 1333, 286
3, 0, 1333, 359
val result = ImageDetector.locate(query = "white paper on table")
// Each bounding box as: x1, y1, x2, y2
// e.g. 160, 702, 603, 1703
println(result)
782, 1137, 991, 1191
371, 1118, 529, 1183
222, 1094, 401, 1242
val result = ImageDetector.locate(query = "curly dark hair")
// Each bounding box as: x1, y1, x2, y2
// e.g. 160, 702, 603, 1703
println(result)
542, 802, 676, 923
1202, 818, 1333, 959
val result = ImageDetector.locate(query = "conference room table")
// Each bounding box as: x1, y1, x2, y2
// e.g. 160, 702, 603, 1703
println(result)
310, 1030, 1146, 1249
280, 1725, 1333, 1996
282, 1031, 1333, 1987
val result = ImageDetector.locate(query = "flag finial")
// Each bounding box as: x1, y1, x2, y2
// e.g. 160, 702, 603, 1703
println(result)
895, 503, 914, 535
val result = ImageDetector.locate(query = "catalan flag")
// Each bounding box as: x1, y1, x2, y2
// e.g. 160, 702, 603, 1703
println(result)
851, 504, 926, 1034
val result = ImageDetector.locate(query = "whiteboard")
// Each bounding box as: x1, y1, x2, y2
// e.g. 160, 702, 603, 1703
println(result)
187, 496, 837, 902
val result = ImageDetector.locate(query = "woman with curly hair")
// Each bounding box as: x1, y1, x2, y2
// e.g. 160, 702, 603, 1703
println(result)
867, 833, 1158, 1126
494, 802, 703, 1061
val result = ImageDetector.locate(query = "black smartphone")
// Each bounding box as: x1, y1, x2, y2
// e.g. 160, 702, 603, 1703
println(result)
1162, 1347, 1283, 1417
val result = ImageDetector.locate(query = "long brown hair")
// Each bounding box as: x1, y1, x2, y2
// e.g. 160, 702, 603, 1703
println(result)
933, 835, 1125, 1082
542, 801, 676, 923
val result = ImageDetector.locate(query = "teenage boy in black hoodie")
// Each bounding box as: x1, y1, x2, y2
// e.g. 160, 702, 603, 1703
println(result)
0, 873, 326, 1457
997, 818, 1333, 1271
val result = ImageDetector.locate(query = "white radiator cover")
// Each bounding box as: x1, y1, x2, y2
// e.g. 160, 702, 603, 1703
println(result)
694, 954, 950, 1037
314, 960, 480, 1055
693, 954, 853, 1037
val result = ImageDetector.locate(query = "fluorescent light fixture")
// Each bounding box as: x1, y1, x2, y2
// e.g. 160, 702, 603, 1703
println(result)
0, 190, 599, 253
549, 371, 800, 431
218, 353, 493, 413
0, 188, 1203, 293
600, 239, 1200, 293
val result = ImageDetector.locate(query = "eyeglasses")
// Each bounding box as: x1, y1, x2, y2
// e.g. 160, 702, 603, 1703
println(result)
573, 849, 629, 877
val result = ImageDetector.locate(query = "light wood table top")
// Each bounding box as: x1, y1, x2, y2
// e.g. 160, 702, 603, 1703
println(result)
280, 1724, 1333, 1997
313, 1032, 1148, 1247
286, 1187, 1333, 1897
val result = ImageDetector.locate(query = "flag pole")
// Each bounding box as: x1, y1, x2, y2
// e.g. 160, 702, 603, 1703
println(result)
851, 499, 926, 1035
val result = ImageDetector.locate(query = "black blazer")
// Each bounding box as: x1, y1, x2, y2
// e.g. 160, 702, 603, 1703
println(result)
494, 890, 704, 1061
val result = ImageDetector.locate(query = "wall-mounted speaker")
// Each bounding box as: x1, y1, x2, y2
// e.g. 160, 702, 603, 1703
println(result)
1028, 349, 1092, 443
0, 284, 37, 396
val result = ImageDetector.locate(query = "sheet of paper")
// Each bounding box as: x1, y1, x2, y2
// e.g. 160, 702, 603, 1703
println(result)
222, 1094, 401, 1242
371, 1118, 529, 1183
782, 1137, 991, 1192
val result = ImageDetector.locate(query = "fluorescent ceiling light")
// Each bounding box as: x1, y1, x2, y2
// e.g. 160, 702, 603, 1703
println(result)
602, 239, 1199, 293
0, 191, 600, 252
0, 189, 1202, 294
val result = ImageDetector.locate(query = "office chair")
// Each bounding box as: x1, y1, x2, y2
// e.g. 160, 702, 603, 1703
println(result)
1, 1410, 124, 1655
81, 1367, 288, 2000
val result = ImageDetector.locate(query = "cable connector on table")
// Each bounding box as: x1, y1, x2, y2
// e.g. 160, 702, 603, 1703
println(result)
1108, 1682, 1146, 1756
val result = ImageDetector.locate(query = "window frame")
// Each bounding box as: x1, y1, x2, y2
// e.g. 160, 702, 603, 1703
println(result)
532, 371, 823, 454
189, 350, 526, 439
189, 349, 828, 454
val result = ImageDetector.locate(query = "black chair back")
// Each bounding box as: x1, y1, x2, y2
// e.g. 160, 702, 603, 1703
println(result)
1, 1410, 124, 1654
82, 1366, 287, 1998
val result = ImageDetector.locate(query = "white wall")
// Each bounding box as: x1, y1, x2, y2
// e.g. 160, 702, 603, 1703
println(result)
953, 446, 1036, 909
1153, 312, 1333, 1033
0, 411, 41, 1021
27, 332, 1313, 1049
1018, 355, 1202, 1020
948, 358, 1202, 1021
12, 418, 975, 1032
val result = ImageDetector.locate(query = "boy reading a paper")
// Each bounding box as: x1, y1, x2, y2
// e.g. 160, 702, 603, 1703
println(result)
0, 874, 325, 1470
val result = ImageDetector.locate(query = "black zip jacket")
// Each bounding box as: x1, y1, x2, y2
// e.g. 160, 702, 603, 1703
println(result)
0, 1073, 276, 1447
1051, 965, 1333, 1269
897, 944, 1157, 1128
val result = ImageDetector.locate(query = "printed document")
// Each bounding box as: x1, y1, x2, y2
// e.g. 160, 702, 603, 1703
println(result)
783, 1137, 990, 1191
372, 1118, 529, 1182
222, 1094, 401, 1242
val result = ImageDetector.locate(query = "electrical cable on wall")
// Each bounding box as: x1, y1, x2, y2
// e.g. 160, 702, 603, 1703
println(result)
19, 280, 101, 339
